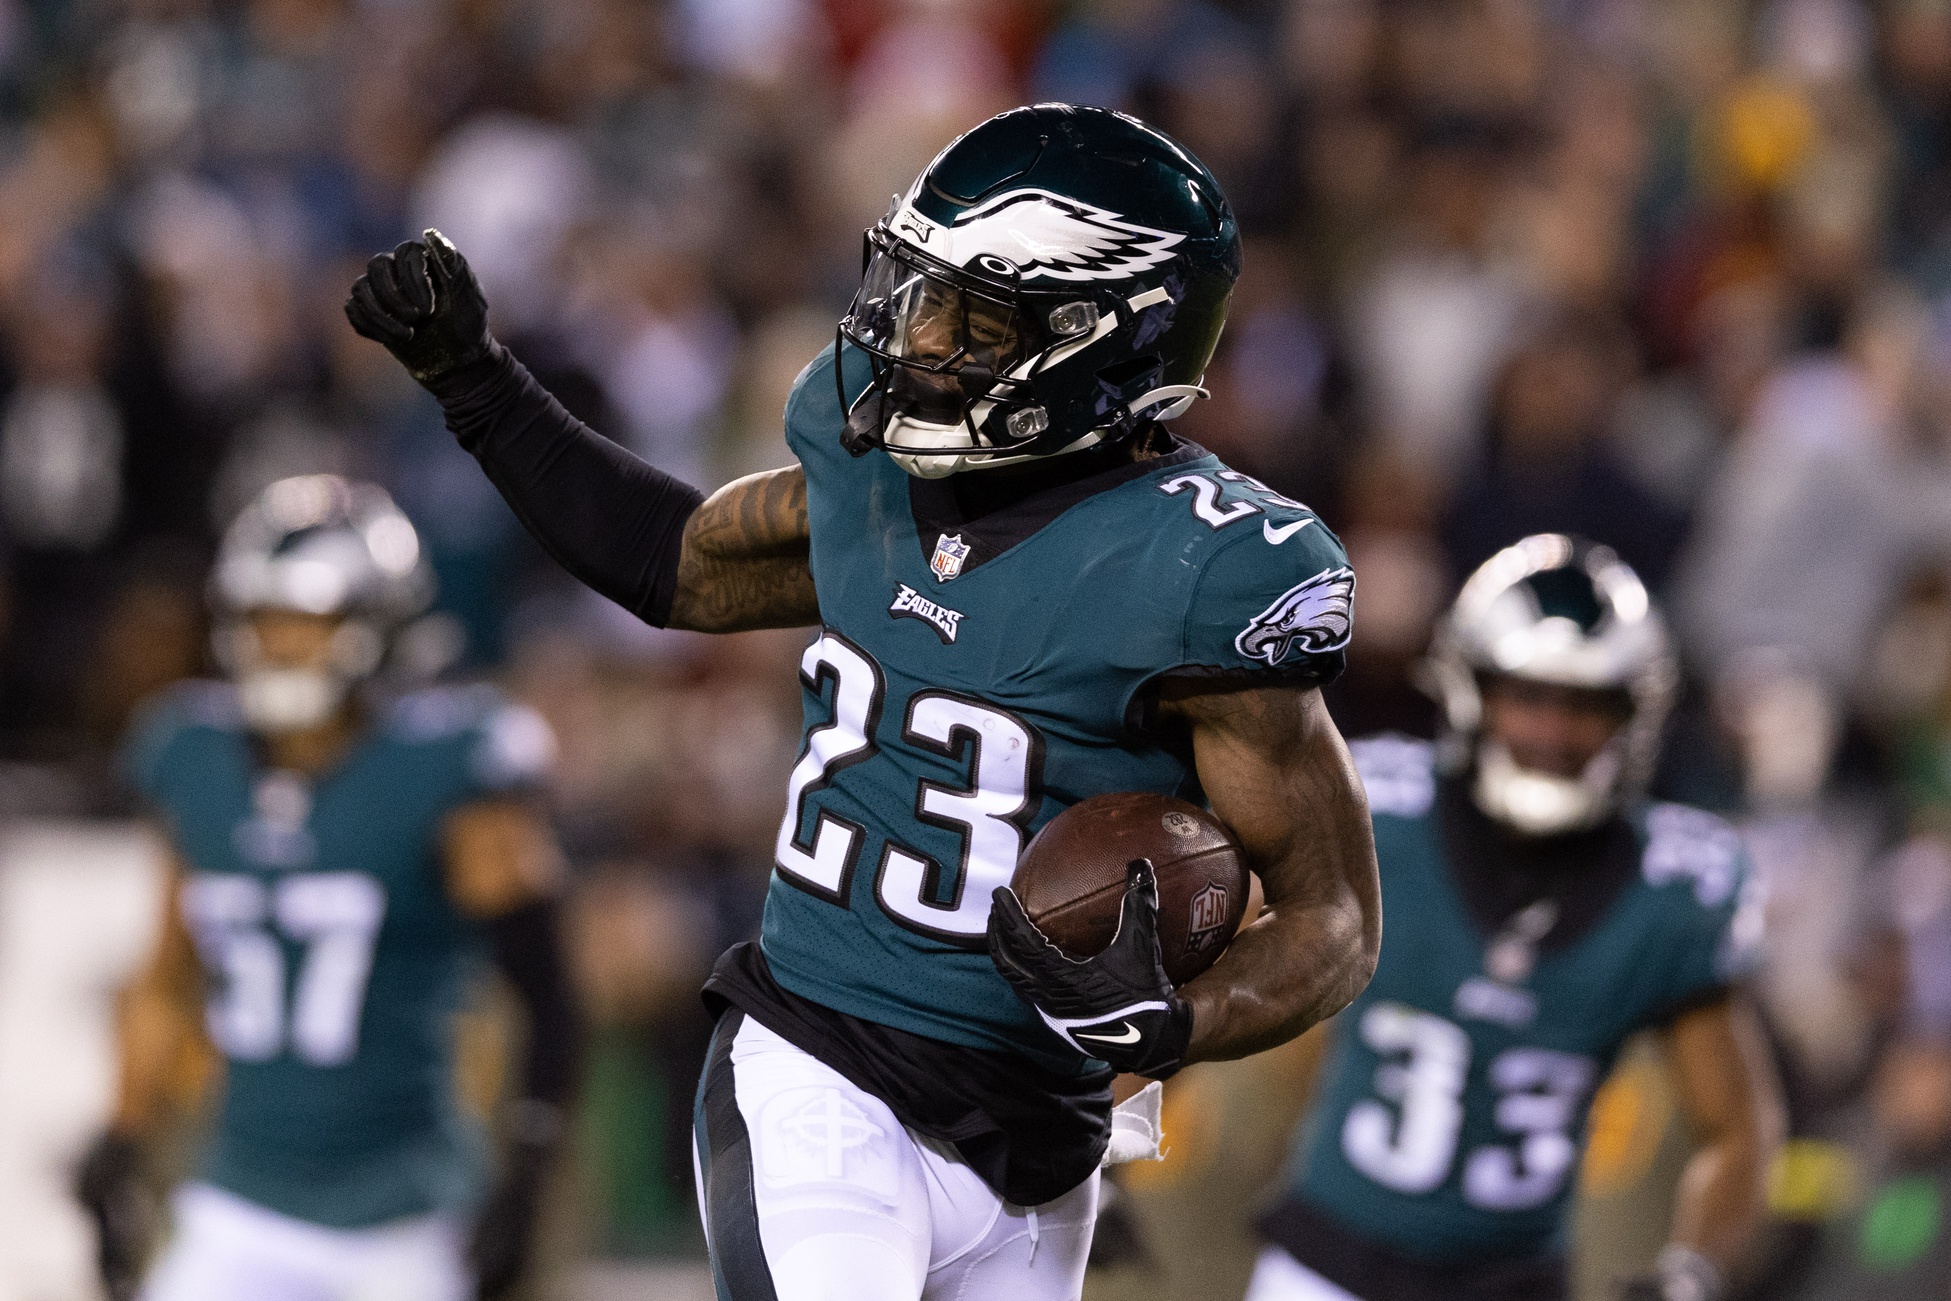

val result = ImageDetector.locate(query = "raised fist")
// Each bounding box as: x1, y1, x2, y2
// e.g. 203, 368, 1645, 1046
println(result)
344, 229, 494, 384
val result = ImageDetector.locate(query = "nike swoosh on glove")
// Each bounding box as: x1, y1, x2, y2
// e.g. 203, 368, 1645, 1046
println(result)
987, 858, 1194, 1078
344, 229, 495, 384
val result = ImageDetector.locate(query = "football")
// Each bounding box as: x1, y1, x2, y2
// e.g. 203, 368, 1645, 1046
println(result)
1011, 792, 1250, 986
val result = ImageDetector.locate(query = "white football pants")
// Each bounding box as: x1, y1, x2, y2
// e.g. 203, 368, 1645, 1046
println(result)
139, 1182, 469, 1301
692, 1011, 1100, 1301
1243, 1245, 1369, 1301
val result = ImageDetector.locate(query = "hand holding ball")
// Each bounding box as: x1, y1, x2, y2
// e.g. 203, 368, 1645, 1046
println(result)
1010, 792, 1249, 987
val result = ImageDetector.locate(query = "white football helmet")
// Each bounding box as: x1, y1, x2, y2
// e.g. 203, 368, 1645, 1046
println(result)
211, 475, 434, 733
1423, 534, 1677, 836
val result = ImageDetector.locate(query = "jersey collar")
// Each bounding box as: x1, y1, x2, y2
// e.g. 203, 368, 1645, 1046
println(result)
904, 436, 1210, 580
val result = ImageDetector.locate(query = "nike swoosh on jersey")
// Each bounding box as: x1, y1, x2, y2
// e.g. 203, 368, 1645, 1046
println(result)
1074, 1023, 1143, 1045
1263, 518, 1314, 545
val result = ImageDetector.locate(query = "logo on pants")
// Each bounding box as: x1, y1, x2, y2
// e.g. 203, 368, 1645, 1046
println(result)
772, 1088, 887, 1180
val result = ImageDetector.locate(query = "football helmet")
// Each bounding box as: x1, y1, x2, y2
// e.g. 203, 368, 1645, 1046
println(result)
211, 475, 434, 733
837, 103, 1241, 478
1424, 535, 1677, 836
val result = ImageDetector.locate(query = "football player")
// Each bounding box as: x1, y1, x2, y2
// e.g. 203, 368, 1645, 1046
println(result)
346, 104, 1382, 1299
1246, 535, 1783, 1301
76, 475, 577, 1301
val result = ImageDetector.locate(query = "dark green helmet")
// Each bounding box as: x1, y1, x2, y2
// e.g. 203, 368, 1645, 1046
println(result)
837, 103, 1242, 478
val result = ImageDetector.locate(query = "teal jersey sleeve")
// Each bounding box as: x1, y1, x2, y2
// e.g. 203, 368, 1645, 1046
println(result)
383, 685, 557, 803
122, 698, 184, 801
1177, 498, 1353, 685
122, 682, 243, 804
1634, 803, 1764, 1025
783, 342, 871, 470
465, 697, 556, 797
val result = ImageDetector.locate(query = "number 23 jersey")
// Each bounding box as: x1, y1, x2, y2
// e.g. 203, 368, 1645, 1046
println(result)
1277, 736, 1763, 1260
123, 681, 553, 1228
763, 343, 1355, 1068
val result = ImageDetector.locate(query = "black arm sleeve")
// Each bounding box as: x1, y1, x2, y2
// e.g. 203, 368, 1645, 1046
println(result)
484, 897, 582, 1110
427, 342, 706, 627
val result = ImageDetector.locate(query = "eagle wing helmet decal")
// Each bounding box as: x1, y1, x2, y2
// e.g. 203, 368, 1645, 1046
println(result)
1235, 567, 1356, 667
893, 188, 1186, 283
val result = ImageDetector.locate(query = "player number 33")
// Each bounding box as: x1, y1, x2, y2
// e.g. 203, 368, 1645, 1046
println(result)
1343, 1001, 1596, 1211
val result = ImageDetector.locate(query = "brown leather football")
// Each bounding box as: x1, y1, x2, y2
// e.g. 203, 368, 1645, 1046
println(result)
1011, 792, 1249, 987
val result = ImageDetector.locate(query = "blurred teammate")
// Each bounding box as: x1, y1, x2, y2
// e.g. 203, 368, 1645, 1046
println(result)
346, 103, 1382, 1299
1248, 536, 1782, 1301
76, 476, 577, 1301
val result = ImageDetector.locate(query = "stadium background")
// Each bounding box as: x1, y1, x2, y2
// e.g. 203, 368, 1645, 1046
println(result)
0, 0, 1948, 1297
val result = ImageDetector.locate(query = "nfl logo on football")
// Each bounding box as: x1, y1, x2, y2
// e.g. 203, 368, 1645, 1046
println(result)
1188, 881, 1230, 952
931, 533, 972, 582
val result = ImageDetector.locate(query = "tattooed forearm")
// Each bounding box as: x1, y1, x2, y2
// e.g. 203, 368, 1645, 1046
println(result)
687, 466, 809, 561
667, 466, 820, 632
1158, 682, 1381, 1061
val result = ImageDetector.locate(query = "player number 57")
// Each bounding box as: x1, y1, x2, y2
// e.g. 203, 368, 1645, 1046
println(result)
179, 871, 387, 1067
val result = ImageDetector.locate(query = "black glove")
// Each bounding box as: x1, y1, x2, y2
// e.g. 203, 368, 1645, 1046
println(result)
75, 1131, 153, 1301
469, 1100, 564, 1301
987, 858, 1193, 1078
344, 229, 494, 384
1618, 1247, 1723, 1301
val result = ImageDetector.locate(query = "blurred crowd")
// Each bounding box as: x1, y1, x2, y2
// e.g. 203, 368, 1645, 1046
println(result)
5, 0, 1951, 1285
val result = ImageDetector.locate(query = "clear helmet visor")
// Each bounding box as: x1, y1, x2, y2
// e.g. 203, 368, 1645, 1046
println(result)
842, 242, 1044, 426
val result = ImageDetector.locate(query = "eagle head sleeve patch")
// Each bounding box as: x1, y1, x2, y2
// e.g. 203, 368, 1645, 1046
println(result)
1234, 567, 1356, 667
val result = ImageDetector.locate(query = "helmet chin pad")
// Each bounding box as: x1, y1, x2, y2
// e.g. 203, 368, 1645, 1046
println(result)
1472, 738, 1624, 836
237, 667, 347, 734
881, 411, 1103, 479
217, 617, 380, 733
886, 413, 976, 479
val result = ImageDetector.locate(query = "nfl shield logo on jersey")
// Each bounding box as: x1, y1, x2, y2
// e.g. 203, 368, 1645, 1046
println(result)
930, 533, 972, 582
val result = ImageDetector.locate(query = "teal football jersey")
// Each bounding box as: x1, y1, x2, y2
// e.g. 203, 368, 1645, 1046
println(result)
1282, 736, 1762, 1259
759, 343, 1354, 1069
124, 681, 553, 1228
